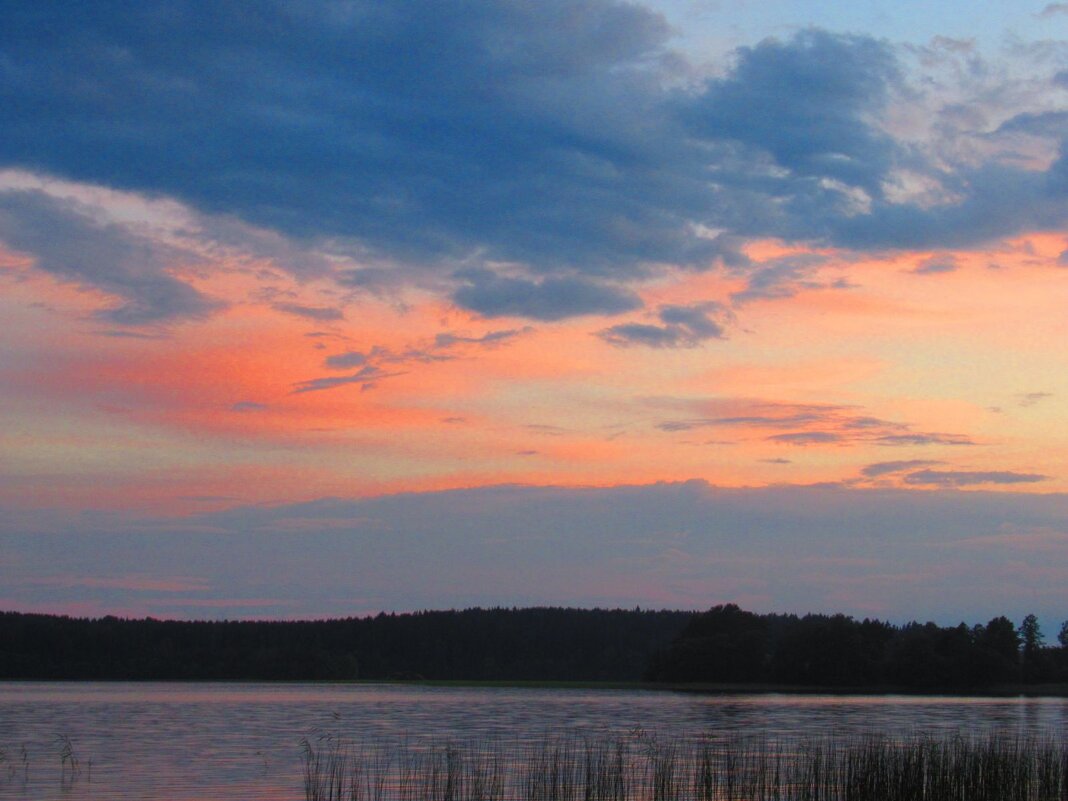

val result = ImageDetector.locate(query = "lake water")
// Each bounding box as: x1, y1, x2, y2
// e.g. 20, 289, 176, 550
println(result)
0, 682, 1066, 800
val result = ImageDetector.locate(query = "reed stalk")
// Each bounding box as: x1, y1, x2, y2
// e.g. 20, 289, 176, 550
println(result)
302, 730, 1068, 801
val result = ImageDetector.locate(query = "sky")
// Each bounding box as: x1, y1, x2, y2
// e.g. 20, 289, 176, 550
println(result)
2, 1, 1068, 627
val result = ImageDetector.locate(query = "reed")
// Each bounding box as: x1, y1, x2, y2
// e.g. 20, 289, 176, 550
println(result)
302, 730, 1068, 801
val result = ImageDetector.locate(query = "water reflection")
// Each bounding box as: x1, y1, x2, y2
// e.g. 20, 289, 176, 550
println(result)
0, 683, 1065, 801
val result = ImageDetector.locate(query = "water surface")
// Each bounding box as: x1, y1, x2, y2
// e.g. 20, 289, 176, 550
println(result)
0, 682, 1064, 800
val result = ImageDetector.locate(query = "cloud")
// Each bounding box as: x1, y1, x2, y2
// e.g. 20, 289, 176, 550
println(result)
598, 323, 687, 348
682, 29, 900, 198
598, 302, 727, 348
939, 527, 1068, 552
0, 189, 222, 324
861, 459, 942, 478
0, 1, 712, 278
1055, 71, 1068, 89
2, 5, 1066, 309
272, 302, 345, 321
767, 431, 842, 445
93, 329, 170, 340
434, 327, 531, 349
657, 401, 855, 432
729, 254, 833, 304
911, 255, 958, 275
453, 270, 642, 320
688, 34, 1068, 252
190, 214, 337, 278
292, 365, 403, 394
875, 433, 974, 446
311, 327, 526, 392
323, 351, 367, 369
367, 345, 454, 365
834, 163, 1068, 250
1018, 391, 1052, 407
658, 303, 727, 336
27, 574, 210, 593
654, 398, 975, 448
995, 111, 1068, 139
7, 482, 1068, 621
1038, 3, 1068, 16
326, 331, 524, 372
336, 268, 400, 293
230, 401, 268, 412
903, 469, 1049, 487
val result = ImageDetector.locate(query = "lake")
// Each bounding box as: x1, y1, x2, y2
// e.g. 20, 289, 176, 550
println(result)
0, 682, 1065, 800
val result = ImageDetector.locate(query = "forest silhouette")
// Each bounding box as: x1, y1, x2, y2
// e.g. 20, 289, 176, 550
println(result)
3, 605, 1067, 689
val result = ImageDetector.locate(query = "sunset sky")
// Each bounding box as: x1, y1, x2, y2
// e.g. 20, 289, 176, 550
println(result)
3, 1, 1068, 626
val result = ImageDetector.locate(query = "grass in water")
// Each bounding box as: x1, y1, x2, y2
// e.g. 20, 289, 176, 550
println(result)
302, 731, 1068, 801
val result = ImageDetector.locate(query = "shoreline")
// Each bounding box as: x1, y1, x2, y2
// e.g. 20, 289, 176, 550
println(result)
385, 678, 1068, 697
4, 676, 1068, 697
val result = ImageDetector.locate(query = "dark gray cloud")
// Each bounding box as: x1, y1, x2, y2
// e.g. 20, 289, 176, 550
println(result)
911, 255, 958, 275
1051, 144, 1068, 195
1038, 3, 1068, 16
304, 349, 427, 392
1059, 248, 1068, 265
768, 431, 842, 445
730, 254, 832, 304
599, 322, 686, 348
598, 302, 727, 348
903, 469, 1049, 487
311, 327, 525, 392
324, 351, 368, 369
706, 36, 1067, 250
658, 304, 727, 337
1018, 391, 1052, 407
658, 406, 849, 432
659, 401, 865, 430
272, 302, 345, 321
94, 329, 170, 340
292, 365, 402, 394
3, 3, 1065, 317
655, 399, 975, 448
996, 111, 1068, 139
230, 401, 268, 412
336, 268, 399, 292
681, 29, 900, 198
366, 344, 455, 365
861, 459, 941, 478
834, 163, 1068, 250
0, 1, 709, 278
452, 270, 642, 320
434, 327, 530, 348
875, 433, 974, 446
0, 189, 222, 324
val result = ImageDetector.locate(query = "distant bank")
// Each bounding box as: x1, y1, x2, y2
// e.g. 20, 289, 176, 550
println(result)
3, 604, 1067, 692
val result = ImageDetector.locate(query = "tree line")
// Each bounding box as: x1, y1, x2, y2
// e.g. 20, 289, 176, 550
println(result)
0, 607, 690, 681
2, 604, 1067, 689
645, 604, 1068, 689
